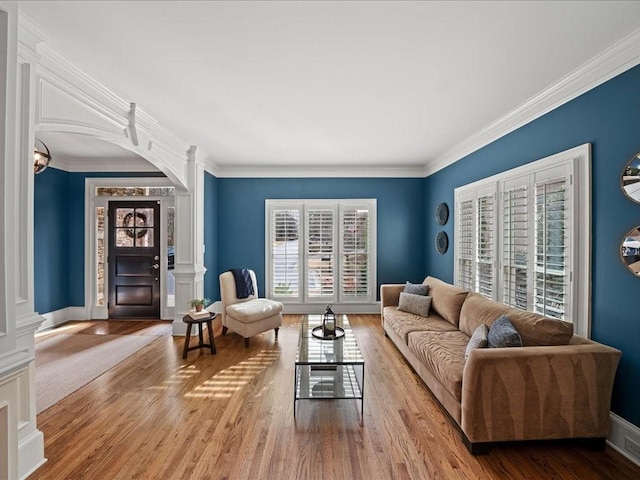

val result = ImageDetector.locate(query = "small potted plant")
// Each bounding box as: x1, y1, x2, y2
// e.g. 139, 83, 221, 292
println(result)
189, 298, 210, 312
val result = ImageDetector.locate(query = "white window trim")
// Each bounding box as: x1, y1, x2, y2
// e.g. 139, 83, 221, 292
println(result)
265, 199, 377, 311
454, 144, 591, 337
85, 177, 176, 320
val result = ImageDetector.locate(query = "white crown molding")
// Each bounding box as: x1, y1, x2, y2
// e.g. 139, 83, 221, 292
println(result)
425, 26, 640, 177
17, 11, 49, 61
214, 163, 427, 178
202, 156, 220, 177
49, 158, 160, 173
36, 43, 130, 116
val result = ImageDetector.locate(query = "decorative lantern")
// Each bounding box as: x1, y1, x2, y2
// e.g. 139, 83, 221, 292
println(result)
322, 304, 336, 337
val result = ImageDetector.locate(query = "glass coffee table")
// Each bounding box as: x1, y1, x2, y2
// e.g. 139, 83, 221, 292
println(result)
294, 315, 364, 417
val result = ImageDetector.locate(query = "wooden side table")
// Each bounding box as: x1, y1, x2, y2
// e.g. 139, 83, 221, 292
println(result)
182, 313, 217, 359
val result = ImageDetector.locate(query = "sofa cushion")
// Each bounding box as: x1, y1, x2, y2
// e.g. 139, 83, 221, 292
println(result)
383, 306, 457, 342
226, 298, 283, 323
407, 330, 469, 402
502, 307, 573, 346
404, 281, 429, 296
488, 315, 523, 348
425, 276, 469, 327
460, 292, 574, 346
459, 292, 509, 337
465, 323, 489, 360
398, 292, 432, 317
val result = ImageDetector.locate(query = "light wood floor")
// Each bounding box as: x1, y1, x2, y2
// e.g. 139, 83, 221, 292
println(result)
31, 315, 640, 480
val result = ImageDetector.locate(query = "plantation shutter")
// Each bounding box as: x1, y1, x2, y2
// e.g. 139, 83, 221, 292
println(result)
457, 198, 474, 290
534, 168, 569, 319
341, 206, 371, 300
454, 145, 588, 334
476, 192, 495, 298
502, 179, 530, 309
306, 207, 335, 299
271, 207, 301, 300
266, 199, 376, 305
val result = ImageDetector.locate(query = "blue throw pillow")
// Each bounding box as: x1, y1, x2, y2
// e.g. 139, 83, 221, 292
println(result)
488, 315, 523, 348
403, 281, 429, 296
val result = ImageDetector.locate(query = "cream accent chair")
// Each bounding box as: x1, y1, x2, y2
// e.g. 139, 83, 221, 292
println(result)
219, 269, 283, 347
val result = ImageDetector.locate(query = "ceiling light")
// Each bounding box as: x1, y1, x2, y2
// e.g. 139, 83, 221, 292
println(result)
34, 138, 52, 174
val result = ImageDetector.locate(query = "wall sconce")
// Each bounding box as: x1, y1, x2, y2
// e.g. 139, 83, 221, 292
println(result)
34, 138, 51, 174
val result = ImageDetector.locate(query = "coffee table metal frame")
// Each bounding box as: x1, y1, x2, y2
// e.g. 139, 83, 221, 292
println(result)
294, 315, 364, 418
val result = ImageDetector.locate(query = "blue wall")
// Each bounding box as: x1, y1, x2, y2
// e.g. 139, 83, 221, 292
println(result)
34, 168, 70, 313
215, 177, 425, 300
424, 63, 640, 427
204, 172, 218, 302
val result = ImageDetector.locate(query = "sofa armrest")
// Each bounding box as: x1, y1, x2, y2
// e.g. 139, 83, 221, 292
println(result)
461, 343, 621, 444
380, 284, 404, 323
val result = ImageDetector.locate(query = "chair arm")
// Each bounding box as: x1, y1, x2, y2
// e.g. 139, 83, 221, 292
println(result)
461, 343, 621, 443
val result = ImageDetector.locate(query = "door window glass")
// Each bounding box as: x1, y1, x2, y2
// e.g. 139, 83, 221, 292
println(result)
116, 207, 154, 247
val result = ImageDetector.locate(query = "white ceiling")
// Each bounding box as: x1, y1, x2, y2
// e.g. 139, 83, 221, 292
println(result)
18, 1, 640, 175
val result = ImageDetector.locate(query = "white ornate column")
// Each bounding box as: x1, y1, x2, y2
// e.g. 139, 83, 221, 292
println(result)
15, 11, 47, 478
172, 146, 207, 335
0, 3, 46, 479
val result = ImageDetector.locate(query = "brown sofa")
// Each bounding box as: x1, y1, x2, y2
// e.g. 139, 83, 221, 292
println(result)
381, 276, 622, 454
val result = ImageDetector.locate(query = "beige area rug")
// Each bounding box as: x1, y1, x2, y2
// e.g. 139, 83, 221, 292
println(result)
35, 333, 159, 413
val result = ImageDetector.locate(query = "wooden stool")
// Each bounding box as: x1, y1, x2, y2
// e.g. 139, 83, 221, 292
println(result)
182, 313, 217, 359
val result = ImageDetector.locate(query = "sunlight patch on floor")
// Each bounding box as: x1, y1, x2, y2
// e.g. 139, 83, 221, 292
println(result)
185, 350, 280, 399
147, 364, 201, 391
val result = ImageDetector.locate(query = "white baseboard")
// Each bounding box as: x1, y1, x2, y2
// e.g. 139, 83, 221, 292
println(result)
37, 307, 86, 331
608, 412, 640, 467
207, 301, 222, 314
18, 430, 46, 480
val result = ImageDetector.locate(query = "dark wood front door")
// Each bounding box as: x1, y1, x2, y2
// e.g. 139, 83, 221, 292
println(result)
108, 201, 161, 318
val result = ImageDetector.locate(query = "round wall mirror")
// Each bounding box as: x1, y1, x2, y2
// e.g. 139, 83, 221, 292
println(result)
621, 226, 640, 276
621, 152, 640, 202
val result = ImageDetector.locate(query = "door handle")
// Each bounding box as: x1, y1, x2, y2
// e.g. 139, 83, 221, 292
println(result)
151, 263, 160, 269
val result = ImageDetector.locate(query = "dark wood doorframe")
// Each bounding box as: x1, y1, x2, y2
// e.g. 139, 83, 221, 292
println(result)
108, 201, 161, 318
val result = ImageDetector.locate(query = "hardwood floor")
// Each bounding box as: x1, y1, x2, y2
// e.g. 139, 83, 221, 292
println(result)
31, 315, 640, 479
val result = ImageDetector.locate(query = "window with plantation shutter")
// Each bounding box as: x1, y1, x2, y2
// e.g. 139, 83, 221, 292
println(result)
457, 199, 474, 290
270, 207, 301, 299
534, 172, 569, 319
454, 144, 591, 337
266, 199, 376, 307
341, 206, 371, 299
454, 187, 496, 297
306, 208, 335, 299
477, 193, 495, 298
502, 181, 529, 310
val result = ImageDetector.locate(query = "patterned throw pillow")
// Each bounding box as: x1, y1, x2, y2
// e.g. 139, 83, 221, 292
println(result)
403, 281, 429, 296
488, 315, 523, 348
397, 292, 432, 317
465, 323, 489, 360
